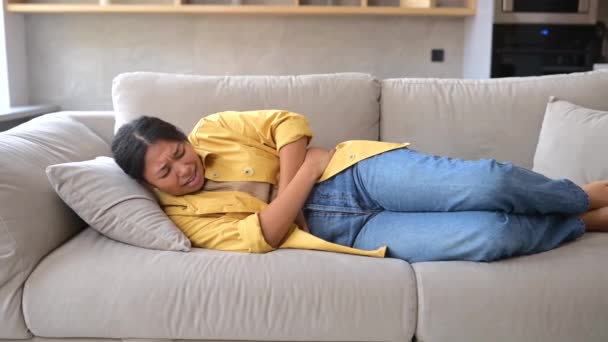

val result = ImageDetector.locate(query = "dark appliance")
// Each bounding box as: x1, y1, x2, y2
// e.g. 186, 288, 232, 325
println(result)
495, 0, 598, 25
491, 24, 604, 78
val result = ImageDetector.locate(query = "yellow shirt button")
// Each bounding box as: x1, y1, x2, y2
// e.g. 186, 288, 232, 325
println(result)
349, 154, 356, 160
212, 171, 219, 178
243, 167, 254, 176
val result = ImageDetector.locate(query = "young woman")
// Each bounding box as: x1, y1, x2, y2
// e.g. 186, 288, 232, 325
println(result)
111, 110, 608, 263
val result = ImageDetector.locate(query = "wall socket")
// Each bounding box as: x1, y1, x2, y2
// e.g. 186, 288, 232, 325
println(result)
431, 49, 444, 62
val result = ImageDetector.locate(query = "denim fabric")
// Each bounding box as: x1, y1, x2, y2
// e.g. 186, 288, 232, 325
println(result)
303, 148, 589, 263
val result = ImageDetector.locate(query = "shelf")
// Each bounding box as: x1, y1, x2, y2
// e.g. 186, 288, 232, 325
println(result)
7, 0, 476, 15
0, 104, 61, 123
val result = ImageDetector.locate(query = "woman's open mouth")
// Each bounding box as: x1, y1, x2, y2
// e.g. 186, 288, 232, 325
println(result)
185, 169, 200, 188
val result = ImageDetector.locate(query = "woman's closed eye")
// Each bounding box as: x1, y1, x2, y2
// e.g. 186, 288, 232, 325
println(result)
159, 166, 170, 179
159, 143, 185, 179
158, 144, 180, 179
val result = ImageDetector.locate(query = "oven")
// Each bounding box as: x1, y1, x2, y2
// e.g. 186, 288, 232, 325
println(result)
494, 0, 599, 25
491, 23, 604, 77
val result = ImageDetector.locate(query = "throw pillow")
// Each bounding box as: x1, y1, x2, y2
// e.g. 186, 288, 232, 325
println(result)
532, 97, 608, 186
46, 156, 191, 251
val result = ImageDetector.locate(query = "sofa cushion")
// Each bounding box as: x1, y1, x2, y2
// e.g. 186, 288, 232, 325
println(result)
46, 156, 191, 252
0, 114, 110, 338
112, 72, 381, 149
380, 70, 608, 168
23, 228, 416, 342
532, 97, 608, 186
412, 233, 608, 342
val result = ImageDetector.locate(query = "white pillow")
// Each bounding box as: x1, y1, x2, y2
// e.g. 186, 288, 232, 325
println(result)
532, 97, 608, 186
46, 156, 191, 251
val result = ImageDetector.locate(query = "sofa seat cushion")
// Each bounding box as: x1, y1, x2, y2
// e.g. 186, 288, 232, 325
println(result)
412, 233, 608, 342
23, 228, 416, 342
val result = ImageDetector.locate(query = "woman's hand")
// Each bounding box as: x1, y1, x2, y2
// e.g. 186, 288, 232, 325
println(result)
295, 211, 310, 233
304, 147, 335, 178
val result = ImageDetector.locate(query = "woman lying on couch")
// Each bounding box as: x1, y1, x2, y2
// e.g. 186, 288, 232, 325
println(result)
111, 110, 608, 263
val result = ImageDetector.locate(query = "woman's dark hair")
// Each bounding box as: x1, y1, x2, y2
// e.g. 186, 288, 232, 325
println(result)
111, 116, 188, 182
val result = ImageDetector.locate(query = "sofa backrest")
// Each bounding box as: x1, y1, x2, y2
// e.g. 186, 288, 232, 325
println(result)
380, 70, 608, 168
112, 72, 382, 149
0, 114, 111, 338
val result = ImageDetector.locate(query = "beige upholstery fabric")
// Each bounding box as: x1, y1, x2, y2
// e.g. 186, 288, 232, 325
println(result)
46, 156, 191, 252
380, 70, 608, 168
23, 228, 417, 342
112, 72, 381, 149
8, 72, 608, 342
412, 233, 608, 342
0, 115, 111, 338
533, 97, 608, 185
58, 111, 116, 146
0, 337, 313, 342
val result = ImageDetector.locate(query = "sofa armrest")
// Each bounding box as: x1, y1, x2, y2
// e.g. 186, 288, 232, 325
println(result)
0, 113, 111, 338
47, 111, 115, 146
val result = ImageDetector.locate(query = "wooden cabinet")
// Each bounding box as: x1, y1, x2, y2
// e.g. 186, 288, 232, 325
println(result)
6, 0, 476, 15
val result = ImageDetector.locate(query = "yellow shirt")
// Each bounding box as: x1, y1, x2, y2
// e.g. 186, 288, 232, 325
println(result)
154, 110, 410, 257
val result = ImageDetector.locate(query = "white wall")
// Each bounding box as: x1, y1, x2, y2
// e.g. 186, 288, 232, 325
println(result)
0, 11, 28, 108
462, 0, 493, 79
25, 14, 467, 110
0, 10, 9, 109
6, 14, 28, 107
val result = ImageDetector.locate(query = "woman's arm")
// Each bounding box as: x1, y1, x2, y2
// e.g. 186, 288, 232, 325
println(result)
278, 136, 310, 233
191, 110, 313, 152
259, 148, 333, 248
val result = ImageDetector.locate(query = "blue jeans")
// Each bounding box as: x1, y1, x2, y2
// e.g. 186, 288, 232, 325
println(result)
302, 148, 590, 263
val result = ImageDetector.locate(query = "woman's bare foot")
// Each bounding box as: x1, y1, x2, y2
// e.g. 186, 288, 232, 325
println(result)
580, 207, 608, 232
581, 180, 608, 210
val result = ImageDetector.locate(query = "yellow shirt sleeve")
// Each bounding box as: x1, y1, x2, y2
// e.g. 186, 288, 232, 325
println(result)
170, 212, 276, 253
189, 109, 313, 152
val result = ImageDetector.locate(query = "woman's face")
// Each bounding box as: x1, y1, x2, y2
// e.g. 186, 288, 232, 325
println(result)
143, 139, 205, 196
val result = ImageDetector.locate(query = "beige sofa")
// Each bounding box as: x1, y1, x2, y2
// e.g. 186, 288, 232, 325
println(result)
2, 71, 608, 342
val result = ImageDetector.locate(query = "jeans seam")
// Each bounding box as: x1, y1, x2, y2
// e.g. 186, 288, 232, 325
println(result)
353, 163, 383, 211
565, 179, 590, 213
303, 204, 367, 215
351, 211, 381, 248
583, 187, 591, 212
577, 216, 587, 234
